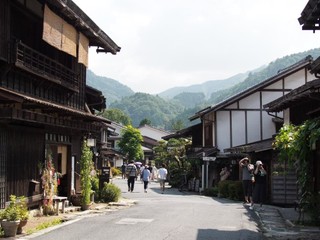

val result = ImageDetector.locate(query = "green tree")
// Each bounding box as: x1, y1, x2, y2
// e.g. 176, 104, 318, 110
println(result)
153, 138, 195, 187
153, 140, 170, 166
118, 125, 144, 160
139, 118, 151, 127
102, 108, 131, 126
171, 119, 185, 131
273, 119, 320, 223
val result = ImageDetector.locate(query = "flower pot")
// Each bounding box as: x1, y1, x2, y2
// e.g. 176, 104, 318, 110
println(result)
81, 204, 90, 211
1, 219, 20, 237
17, 219, 28, 234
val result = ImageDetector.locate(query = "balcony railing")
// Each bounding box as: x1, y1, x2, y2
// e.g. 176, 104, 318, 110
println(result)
0, 108, 100, 132
12, 41, 79, 92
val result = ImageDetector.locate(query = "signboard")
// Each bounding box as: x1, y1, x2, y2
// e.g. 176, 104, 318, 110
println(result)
203, 157, 216, 161
99, 167, 110, 191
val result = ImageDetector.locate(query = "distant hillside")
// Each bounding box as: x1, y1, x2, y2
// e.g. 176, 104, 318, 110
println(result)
110, 92, 184, 128
87, 48, 320, 130
86, 70, 134, 105
172, 92, 206, 109
158, 72, 249, 99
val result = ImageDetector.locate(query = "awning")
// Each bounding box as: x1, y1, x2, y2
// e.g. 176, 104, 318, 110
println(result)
223, 139, 274, 154
187, 147, 219, 158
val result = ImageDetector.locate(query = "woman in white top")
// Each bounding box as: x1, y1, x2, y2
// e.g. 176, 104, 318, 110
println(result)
157, 163, 168, 194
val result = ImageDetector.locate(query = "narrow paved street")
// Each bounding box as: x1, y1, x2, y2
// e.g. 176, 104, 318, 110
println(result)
26, 178, 263, 240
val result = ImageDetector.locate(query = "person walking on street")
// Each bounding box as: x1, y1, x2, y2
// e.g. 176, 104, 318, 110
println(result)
158, 163, 168, 194
139, 165, 145, 182
251, 160, 267, 210
148, 164, 154, 180
142, 165, 151, 193
121, 163, 126, 179
125, 160, 137, 192
239, 157, 254, 206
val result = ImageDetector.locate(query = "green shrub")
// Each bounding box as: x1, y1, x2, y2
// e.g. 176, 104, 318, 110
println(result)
218, 180, 233, 198
232, 181, 244, 201
111, 167, 121, 177
100, 183, 121, 203
305, 192, 320, 225
217, 180, 243, 201
203, 187, 219, 197
91, 175, 99, 193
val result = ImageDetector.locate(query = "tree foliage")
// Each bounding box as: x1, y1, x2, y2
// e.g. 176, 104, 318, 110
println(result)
86, 70, 134, 105
153, 138, 198, 187
273, 119, 320, 223
110, 93, 184, 128
139, 118, 151, 127
80, 140, 93, 206
170, 119, 185, 131
173, 92, 206, 108
101, 108, 131, 126
118, 125, 144, 161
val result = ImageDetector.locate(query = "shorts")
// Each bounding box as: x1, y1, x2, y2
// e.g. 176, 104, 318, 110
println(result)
159, 179, 165, 186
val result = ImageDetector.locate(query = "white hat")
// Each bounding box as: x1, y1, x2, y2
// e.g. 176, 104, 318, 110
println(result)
256, 160, 263, 166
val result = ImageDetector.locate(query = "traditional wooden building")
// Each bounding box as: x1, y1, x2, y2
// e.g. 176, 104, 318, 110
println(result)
261, 0, 320, 198
189, 57, 315, 204
264, 79, 320, 194
0, 0, 120, 207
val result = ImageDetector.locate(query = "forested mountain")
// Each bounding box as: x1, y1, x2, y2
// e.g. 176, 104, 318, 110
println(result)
173, 92, 206, 108
109, 93, 184, 129
158, 72, 249, 99
87, 48, 320, 130
86, 70, 134, 105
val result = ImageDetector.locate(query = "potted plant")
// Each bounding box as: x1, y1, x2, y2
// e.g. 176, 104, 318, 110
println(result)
80, 140, 93, 210
16, 196, 29, 234
1, 195, 21, 237
41, 148, 57, 215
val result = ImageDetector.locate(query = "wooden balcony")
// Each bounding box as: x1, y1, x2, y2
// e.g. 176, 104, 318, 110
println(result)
11, 41, 79, 92
0, 108, 100, 132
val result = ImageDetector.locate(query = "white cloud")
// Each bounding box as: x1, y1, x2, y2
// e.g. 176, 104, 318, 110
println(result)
74, 0, 320, 94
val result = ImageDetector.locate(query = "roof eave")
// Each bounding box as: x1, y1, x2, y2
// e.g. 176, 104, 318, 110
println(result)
46, 0, 121, 54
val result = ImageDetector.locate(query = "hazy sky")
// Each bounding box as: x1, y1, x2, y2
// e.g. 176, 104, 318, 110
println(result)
74, 0, 320, 94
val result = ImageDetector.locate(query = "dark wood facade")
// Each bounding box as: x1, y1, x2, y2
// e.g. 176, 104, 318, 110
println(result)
0, 0, 120, 208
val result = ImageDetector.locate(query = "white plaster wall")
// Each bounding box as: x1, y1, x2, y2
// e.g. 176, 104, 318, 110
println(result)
247, 111, 261, 142
262, 91, 283, 105
216, 111, 231, 150
307, 71, 315, 82
262, 111, 275, 139
225, 102, 238, 109
264, 80, 283, 90
239, 92, 260, 109
231, 111, 246, 146
284, 70, 306, 89
277, 111, 284, 119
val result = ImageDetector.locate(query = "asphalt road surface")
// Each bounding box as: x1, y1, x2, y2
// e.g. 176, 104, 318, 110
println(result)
27, 178, 263, 240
